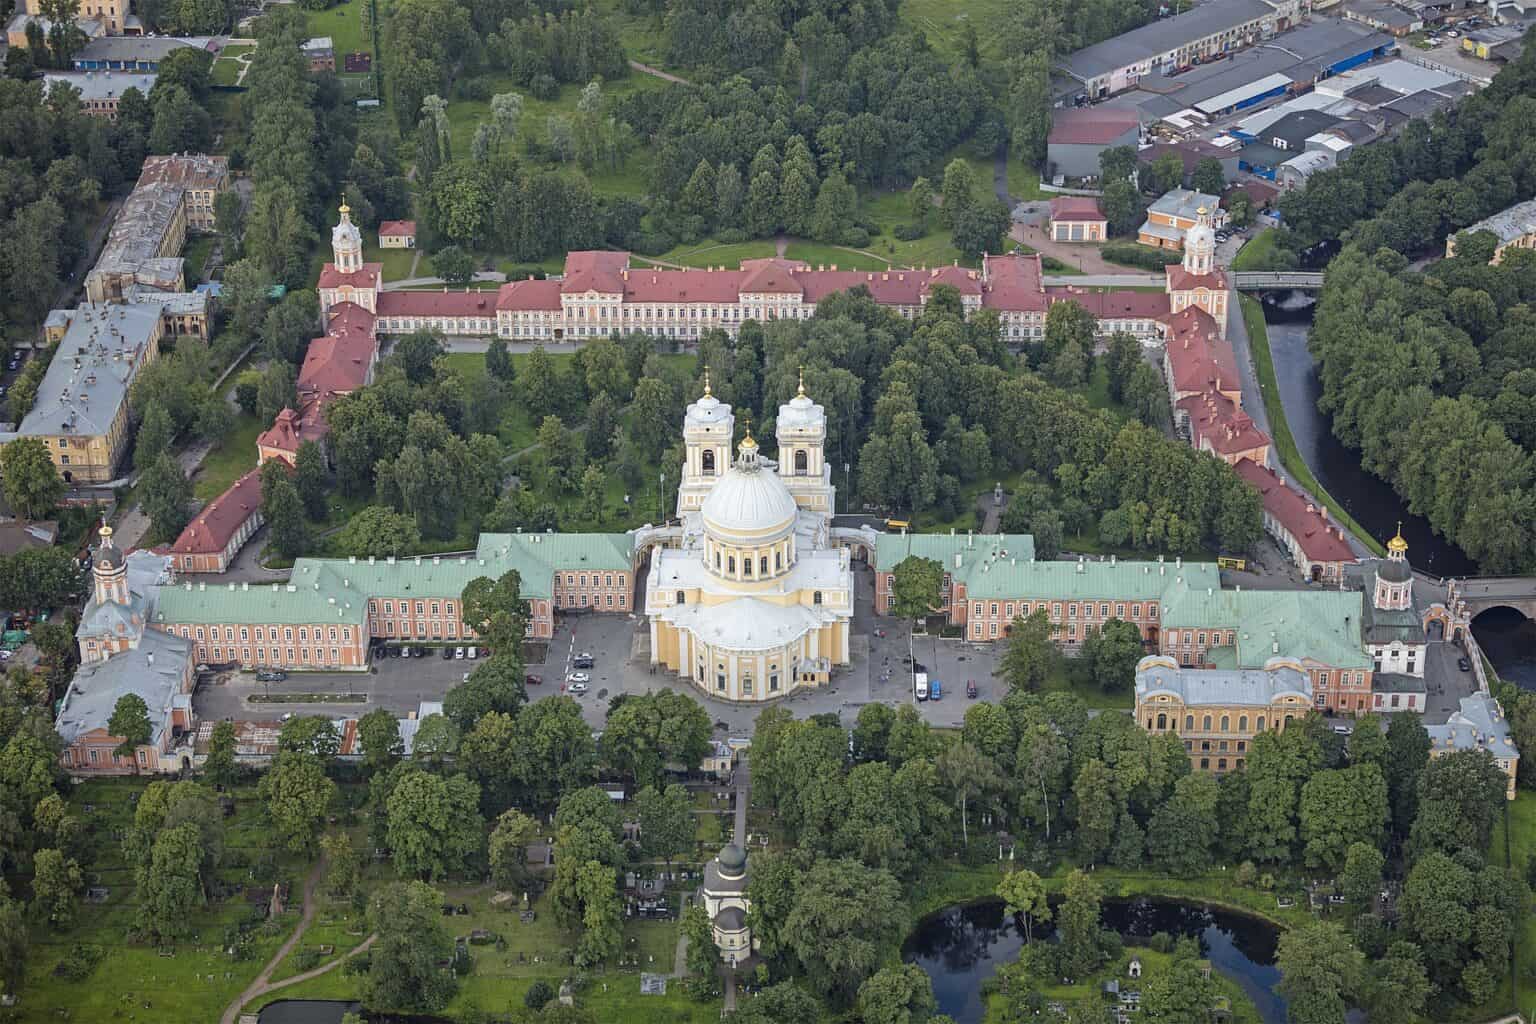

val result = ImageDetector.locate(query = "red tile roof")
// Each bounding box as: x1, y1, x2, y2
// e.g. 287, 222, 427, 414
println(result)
980, 253, 1048, 312
1162, 307, 1238, 398
378, 220, 416, 237
1047, 107, 1140, 146
561, 250, 629, 294
257, 403, 329, 457
317, 263, 382, 290
1166, 265, 1229, 292
496, 278, 562, 311
171, 468, 264, 555
299, 304, 377, 398
1049, 196, 1105, 222
1178, 388, 1271, 457
375, 289, 496, 318
1046, 287, 1170, 319
1233, 458, 1356, 564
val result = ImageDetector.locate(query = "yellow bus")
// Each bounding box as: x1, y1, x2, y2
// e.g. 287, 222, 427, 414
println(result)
1217, 556, 1246, 570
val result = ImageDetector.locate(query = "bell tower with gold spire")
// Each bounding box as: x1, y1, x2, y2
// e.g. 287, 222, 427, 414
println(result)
677, 367, 736, 517
1374, 523, 1414, 611
775, 366, 835, 514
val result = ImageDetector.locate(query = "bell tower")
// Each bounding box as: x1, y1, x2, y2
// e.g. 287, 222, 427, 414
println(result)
332, 202, 363, 273
93, 522, 130, 609
776, 368, 835, 515
1182, 206, 1215, 276
1373, 524, 1414, 611
677, 369, 735, 517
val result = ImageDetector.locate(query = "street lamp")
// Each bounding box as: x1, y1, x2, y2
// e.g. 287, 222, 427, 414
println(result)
658, 470, 666, 524
843, 462, 851, 514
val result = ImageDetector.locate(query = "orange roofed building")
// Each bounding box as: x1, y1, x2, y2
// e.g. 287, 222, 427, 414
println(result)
1233, 458, 1357, 582
169, 467, 266, 573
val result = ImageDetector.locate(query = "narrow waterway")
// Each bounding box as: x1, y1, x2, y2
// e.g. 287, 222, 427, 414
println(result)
1258, 298, 1536, 687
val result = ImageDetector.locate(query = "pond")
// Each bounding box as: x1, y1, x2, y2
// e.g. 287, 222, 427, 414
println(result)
256, 1000, 450, 1024
903, 897, 1285, 1024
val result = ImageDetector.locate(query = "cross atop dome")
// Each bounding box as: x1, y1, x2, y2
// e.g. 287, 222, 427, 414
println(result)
1388, 522, 1408, 557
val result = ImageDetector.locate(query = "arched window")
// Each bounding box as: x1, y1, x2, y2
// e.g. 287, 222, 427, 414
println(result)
1220, 715, 1230, 732
813, 591, 822, 605
1238, 715, 1248, 732
1202, 714, 1212, 731
1256, 715, 1266, 731
1184, 714, 1194, 731
676, 591, 685, 604
795, 449, 808, 474
1156, 713, 1167, 730
702, 449, 716, 476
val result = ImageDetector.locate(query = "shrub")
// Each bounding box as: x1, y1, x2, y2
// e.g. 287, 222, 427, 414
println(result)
343, 952, 371, 975
842, 226, 871, 248
526, 981, 555, 1010
1040, 255, 1071, 272
455, 75, 495, 101
293, 949, 321, 971
1100, 243, 1180, 271
1148, 931, 1174, 953
892, 222, 926, 241
529, 73, 558, 100
53, 944, 103, 981
1235, 861, 1257, 886
714, 228, 748, 243
1258, 872, 1276, 891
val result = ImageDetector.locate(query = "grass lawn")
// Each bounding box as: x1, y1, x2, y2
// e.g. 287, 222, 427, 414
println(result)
1492, 793, 1536, 1021
192, 413, 265, 501
783, 239, 891, 270
645, 239, 778, 269
442, 72, 672, 185
1238, 295, 1386, 559
305, 0, 371, 65
1231, 229, 1280, 272
1007, 154, 1046, 201
183, 235, 215, 283
364, 241, 423, 283
211, 56, 244, 87
18, 778, 315, 1024
899, 0, 1013, 62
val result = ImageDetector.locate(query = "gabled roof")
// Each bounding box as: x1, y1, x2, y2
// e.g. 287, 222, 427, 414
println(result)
317, 263, 382, 290
1162, 577, 1370, 668
55, 627, 191, 746
1161, 307, 1238, 396
378, 220, 415, 236
375, 289, 495, 318
1232, 458, 1356, 564
1050, 196, 1106, 222
299, 302, 376, 398
1179, 389, 1270, 456
561, 250, 629, 294
980, 253, 1048, 312
496, 278, 563, 311
1166, 264, 1228, 292
1048, 106, 1141, 145
171, 468, 265, 556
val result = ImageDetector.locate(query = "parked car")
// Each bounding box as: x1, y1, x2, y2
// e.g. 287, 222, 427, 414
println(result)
525, 674, 543, 686
568, 681, 589, 694
966, 679, 978, 699
466, 646, 478, 659
256, 670, 286, 682
462, 672, 471, 682
441, 646, 454, 660
1458, 656, 1472, 672
573, 656, 594, 669
454, 647, 466, 659
567, 671, 591, 684
388, 646, 402, 658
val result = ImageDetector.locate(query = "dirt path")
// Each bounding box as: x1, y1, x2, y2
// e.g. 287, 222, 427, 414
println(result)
629, 60, 689, 85
219, 859, 334, 1024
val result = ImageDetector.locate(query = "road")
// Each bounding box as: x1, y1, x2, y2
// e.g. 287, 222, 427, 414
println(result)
1043, 273, 1166, 288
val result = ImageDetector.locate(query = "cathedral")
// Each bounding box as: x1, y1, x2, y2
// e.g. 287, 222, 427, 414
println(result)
643, 373, 854, 702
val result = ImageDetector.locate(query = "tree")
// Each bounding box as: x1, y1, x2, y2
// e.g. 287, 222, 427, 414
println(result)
1192, 157, 1226, 195
570, 858, 623, 967
680, 903, 718, 985
937, 741, 999, 846
1385, 713, 1431, 836
1146, 772, 1219, 876
256, 360, 298, 423
321, 832, 362, 900
1100, 179, 1143, 238
0, 894, 25, 994
278, 715, 341, 762
443, 655, 527, 731
366, 881, 457, 1011
1058, 869, 1104, 979
524, 980, 555, 1011
1002, 608, 1055, 692
1073, 759, 1118, 864
358, 708, 403, 772
488, 809, 538, 890
260, 460, 307, 560
0, 439, 64, 521
952, 199, 1011, 259
135, 402, 175, 471
939, 158, 976, 228
782, 858, 906, 1001
108, 693, 152, 770
1364, 942, 1430, 1023
433, 245, 475, 287
258, 751, 336, 855
461, 569, 530, 651
31, 847, 82, 927
636, 784, 693, 870
1277, 921, 1364, 1024
856, 963, 936, 1024
294, 441, 328, 520
890, 555, 942, 678
1300, 764, 1388, 873
1339, 841, 1384, 912
138, 822, 204, 941
1141, 946, 1218, 1023
385, 769, 483, 880
908, 176, 934, 228
734, 982, 821, 1024
486, 338, 515, 382
602, 689, 712, 789
333, 505, 422, 560
140, 452, 194, 543
1006, 50, 1052, 165
1100, 146, 1138, 183
203, 719, 239, 788
997, 869, 1050, 943
1081, 618, 1144, 692
1410, 748, 1506, 860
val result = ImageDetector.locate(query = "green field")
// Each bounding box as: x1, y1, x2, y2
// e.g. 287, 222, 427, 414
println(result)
1494, 792, 1536, 1021
899, 0, 1014, 62
364, 241, 424, 282
192, 413, 265, 501
783, 240, 891, 270
1231, 228, 1281, 271
645, 239, 778, 269
1238, 295, 1386, 559
304, 0, 372, 67
183, 235, 215, 283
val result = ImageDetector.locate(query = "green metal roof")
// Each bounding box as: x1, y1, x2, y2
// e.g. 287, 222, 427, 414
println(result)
875, 532, 1222, 602
1163, 580, 1371, 669
152, 533, 634, 625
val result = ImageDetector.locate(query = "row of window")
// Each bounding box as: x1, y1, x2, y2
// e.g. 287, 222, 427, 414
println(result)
972, 599, 1156, 622
1148, 711, 1283, 733
370, 599, 457, 616
699, 662, 782, 694
559, 573, 625, 587
203, 645, 347, 665
182, 624, 355, 643
556, 593, 626, 609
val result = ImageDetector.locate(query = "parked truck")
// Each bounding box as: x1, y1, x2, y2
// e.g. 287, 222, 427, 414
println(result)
914, 672, 929, 701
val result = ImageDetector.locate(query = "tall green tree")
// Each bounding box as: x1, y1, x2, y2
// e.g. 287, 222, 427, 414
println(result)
635, 783, 693, 871
258, 751, 336, 854
997, 868, 1050, 942
602, 689, 712, 789
107, 693, 152, 770
385, 769, 484, 880
366, 881, 458, 1011
202, 719, 239, 789
1057, 869, 1105, 979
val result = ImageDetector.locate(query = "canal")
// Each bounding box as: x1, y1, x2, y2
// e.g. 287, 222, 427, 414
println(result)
1259, 296, 1536, 687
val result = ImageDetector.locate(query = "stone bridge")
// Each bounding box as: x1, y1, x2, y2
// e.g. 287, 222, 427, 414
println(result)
1457, 577, 1536, 621
1231, 271, 1325, 291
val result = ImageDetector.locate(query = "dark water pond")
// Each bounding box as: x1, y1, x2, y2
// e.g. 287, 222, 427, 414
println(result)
903, 897, 1285, 1024
256, 1000, 448, 1024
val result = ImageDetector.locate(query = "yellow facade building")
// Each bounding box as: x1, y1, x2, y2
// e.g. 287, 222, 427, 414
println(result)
645, 374, 852, 702
1134, 653, 1314, 773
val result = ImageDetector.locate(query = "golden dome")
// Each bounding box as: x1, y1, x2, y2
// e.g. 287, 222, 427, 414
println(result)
1387, 522, 1408, 555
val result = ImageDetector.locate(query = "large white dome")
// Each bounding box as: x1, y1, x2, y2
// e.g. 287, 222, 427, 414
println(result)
701, 446, 798, 542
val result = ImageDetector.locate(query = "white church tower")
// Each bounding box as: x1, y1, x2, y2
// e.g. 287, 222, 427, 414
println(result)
332, 202, 363, 273
1164, 204, 1229, 337
1182, 205, 1216, 276
676, 369, 736, 517
318, 201, 380, 315
776, 368, 835, 516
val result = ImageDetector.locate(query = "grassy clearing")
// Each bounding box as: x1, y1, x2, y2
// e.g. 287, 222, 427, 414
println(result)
644, 239, 778, 269
1007, 155, 1045, 201
183, 235, 215, 283
211, 57, 243, 87
364, 241, 422, 282
192, 413, 265, 501
1238, 295, 1386, 559
1493, 793, 1536, 1021
1230, 229, 1280, 271
783, 240, 891, 270
305, 0, 371, 65
899, 0, 1014, 61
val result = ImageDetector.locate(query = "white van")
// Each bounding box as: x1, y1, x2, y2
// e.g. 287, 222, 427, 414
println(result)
915, 672, 930, 701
